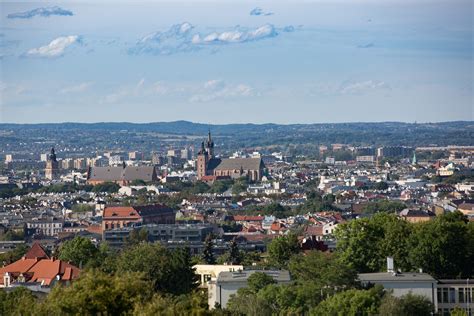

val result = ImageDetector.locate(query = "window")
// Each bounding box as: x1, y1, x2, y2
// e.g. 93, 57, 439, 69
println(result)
437, 288, 442, 303
449, 288, 456, 303
459, 288, 465, 303
443, 288, 449, 303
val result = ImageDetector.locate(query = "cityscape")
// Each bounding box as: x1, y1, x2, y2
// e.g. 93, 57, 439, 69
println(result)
0, 1, 473, 316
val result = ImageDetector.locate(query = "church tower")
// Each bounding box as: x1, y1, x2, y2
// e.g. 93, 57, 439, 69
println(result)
45, 147, 59, 180
206, 130, 214, 158
196, 141, 209, 179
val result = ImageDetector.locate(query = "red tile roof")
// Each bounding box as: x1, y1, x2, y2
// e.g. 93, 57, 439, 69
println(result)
233, 215, 264, 222
0, 253, 80, 286
24, 243, 49, 260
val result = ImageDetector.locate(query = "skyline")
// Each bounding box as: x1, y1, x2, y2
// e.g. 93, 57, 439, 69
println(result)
0, 0, 473, 124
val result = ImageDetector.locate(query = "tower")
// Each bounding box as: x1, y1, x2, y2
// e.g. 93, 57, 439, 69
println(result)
45, 147, 59, 180
196, 141, 209, 179
206, 130, 214, 158
412, 151, 417, 166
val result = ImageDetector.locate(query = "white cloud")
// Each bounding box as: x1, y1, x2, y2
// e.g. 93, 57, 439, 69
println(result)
339, 80, 389, 95
192, 24, 277, 45
130, 22, 291, 55
190, 80, 256, 102
250, 7, 273, 16
60, 82, 92, 94
26, 35, 80, 58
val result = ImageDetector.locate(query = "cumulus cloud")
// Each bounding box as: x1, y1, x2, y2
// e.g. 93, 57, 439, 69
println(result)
192, 24, 277, 45
7, 6, 73, 19
60, 82, 93, 94
250, 7, 273, 16
26, 35, 81, 58
130, 22, 293, 55
189, 80, 255, 102
339, 80, 390, 95
129, 22, 195, 55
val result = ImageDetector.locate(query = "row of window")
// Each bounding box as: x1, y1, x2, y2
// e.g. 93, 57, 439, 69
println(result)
437, 287, 473, 304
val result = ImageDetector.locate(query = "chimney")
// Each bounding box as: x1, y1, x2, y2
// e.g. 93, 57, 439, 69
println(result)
387, 257, 394, 273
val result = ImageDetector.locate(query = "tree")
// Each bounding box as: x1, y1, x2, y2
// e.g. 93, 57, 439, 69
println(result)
309, 286, 384, 316
91, 181, 120, 193
202, 234, 216, 264
115, 243, 197, 295
228, 238, 242, 265
289, 251, 357, 290
39, 270, 153, 315
379, 293, 433, 316
374, 181, 389, 191
58, 236, 99, 268
247, 272, 277, 293
0, 244, 29, 265
126, 228, 149, 246
408, 211, 471, 278
267, 233, 300, 268
450, 307, 468, 316
335, 213, 412, 273
134, 292, 211, 316
0, 287, 38, 316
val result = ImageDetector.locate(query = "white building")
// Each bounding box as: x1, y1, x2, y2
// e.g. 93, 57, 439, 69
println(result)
208, 270, 291, 309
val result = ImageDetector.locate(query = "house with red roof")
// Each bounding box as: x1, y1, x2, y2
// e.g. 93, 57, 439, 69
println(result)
0, 243, 80, 291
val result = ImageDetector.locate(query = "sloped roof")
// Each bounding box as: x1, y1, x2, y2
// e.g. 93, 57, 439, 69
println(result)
103, 204, 174, 219
214, 158, 263, 171
88, 166, 156, 182
24, 243, 49, 260
0, 257, 80, 286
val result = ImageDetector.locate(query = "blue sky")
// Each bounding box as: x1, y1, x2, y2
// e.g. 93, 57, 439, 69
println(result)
0, 0, 472, 124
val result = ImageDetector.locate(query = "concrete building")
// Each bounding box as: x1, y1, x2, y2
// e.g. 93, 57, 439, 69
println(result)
194, 264, 243, 288
208, 269, 291, 309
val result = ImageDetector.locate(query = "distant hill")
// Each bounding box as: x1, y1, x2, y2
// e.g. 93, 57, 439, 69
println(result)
1, 121, 473, 154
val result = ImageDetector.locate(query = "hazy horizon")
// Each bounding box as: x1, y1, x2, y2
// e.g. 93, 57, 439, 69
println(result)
1, 0, 473, 123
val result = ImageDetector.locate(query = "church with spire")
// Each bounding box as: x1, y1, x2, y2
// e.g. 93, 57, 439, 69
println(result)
196, 131, 264, 182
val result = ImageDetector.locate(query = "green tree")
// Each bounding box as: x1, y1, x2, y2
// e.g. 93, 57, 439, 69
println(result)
202, 234, 216, 264
450, 307, 468, 316
335, 213, 412, 273
134, 292, 211, 316
91, 181, 120, 193
247, 272, 277, 293
309, 286, 384, 316
126, 228, 149, 246
0, 287, 38, 316
289, 251, 357, 290
58, 236, 99, 268
267, 233, 300, 268
116, 243, 197, 295
228, 238, 242, 265
408, 211, 471, 278
379, 293, 433, 316
374, 181, 389, 191
39, 270, 153, 315
0, 244, 29, 265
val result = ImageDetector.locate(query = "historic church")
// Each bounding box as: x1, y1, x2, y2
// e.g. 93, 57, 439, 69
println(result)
196, 132, 264, 182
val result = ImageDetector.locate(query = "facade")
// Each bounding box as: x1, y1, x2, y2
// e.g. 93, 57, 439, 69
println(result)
436, 279, 474, 316
87, 165, 158, 185
101, 204, 175, 233
208, 269, 291, 309
44, 148, 59, 180
26, 218, 63, 237
196, 131, 264, 182
103, 223, 213, 249
193, 264, 243, 289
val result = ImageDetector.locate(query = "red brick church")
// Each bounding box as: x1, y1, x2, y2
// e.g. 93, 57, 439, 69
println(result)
196, 131, 264, 182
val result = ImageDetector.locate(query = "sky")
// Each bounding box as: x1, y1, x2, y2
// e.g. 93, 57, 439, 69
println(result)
0, 0, 472, 124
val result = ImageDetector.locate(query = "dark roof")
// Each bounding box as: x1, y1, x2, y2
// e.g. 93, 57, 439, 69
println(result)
88, 166, 156, 182
214, 158, 263, 171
